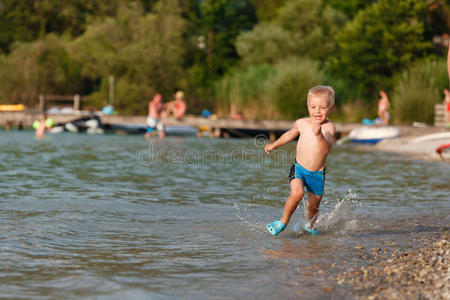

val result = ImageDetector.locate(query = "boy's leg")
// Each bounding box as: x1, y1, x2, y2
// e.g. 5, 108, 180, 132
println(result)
280, 179, 304, 225
306, 192, 322, 228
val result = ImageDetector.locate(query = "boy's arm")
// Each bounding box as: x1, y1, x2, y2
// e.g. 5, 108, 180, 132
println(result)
265, 121, 300, 153
312, 122, 335, 154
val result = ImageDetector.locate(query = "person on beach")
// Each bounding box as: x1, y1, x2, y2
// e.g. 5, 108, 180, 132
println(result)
145, 93, 166, 139
447, 43, 450, 82
443, 89, 450, 127
265, 85, 336, 236
377, 90, 390, 125
162, 91, 187, 119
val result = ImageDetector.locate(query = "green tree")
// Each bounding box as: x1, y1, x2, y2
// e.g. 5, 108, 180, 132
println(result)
71, 0, 186, 114
249, 0, 285, 21
328, 0, 433, 100
199, 0, 257, 79
0, 0, 122, 54
327, 0, 375, 18
236, 0, 346, 65
0, 34, 84, 106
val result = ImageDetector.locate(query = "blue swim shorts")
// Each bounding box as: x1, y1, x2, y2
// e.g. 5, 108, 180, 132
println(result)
288, 160, 325, 196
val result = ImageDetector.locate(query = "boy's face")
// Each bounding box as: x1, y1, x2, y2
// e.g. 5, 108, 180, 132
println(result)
307, 95, 331, 124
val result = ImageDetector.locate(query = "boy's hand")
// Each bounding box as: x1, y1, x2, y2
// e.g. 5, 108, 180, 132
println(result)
264, 143, 275, 154
312, 122, 322, 136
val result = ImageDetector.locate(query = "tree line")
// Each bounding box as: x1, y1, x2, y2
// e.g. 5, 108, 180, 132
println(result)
0, 0, 448, 123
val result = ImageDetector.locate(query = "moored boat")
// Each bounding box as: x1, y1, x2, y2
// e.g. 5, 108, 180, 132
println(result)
349, 126, 400, 144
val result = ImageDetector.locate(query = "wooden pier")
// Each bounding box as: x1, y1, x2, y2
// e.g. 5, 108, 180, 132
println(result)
0, 110, 362, 138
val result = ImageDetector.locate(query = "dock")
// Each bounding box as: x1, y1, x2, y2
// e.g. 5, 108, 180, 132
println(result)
0, 110, 365, 138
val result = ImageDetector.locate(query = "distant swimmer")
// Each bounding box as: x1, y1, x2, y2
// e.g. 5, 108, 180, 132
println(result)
265, 85, 336, 236
145, 93, 166, 139
35, 114, 52, 139
163, 91, 187, 119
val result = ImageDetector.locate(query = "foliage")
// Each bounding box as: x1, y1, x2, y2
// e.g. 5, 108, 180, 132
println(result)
249, 0, 286, 21
0, 0, 448, 120
0, 0, 124, 54
199, 0, 257, 79
328, 0, 433, 99
236, 23, 297, 66
0, 35, 84, 106
236, 0, 346, 65
391, 58, 447, 124
71, 0, 186, 114
215, 64, 276, 119
269, 57, 323, 119
327, 0, 375, 18
216, 57, 323, 120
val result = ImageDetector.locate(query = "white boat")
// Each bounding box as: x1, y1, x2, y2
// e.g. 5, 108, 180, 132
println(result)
349, 126, 400, 144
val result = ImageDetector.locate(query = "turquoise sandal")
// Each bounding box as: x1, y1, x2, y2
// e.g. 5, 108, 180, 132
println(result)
267, 219, 285, 236
304, 223, 320, 236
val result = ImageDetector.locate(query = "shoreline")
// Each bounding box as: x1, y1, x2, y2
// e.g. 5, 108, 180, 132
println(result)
354, 126, 450, 163
339, 126, 449, 298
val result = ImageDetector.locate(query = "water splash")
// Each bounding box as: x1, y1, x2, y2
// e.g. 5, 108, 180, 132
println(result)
234, 202, 267, 233
316, 189, 360, 231
234, 189, 362, 235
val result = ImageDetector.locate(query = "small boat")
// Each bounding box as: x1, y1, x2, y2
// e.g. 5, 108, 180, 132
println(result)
50, 116, 104, 134
349, 126, 400, 144
103, 123, 197, 136
411, 132, 450, 144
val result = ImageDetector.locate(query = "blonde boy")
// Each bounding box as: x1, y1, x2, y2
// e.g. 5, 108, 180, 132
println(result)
265, 85, 336, 236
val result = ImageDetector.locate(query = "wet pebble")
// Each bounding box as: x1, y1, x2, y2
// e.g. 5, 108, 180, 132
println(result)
336, 233, 449, 299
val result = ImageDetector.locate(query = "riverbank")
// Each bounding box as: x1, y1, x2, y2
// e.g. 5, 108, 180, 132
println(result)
336, 232, 449, 299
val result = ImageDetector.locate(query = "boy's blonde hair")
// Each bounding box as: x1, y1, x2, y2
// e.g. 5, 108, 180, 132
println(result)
307, 85, 335, 108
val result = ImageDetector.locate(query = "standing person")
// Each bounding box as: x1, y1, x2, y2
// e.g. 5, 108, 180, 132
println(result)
265, 85, 336, 236
145, 93, 165, 139
447, 43, 450, 83
443, 89, 450, 127
163, 91, 187, 119
377, 90, 390, 125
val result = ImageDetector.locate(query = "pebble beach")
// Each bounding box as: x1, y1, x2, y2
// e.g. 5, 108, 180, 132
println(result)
346, 126, 449, 299
337, 233, 449, 299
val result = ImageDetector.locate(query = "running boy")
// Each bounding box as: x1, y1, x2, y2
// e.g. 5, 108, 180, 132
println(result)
265, 85, 336, 236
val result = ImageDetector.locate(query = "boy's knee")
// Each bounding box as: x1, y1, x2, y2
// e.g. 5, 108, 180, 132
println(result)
307, 196, 321, 209
290, 190, 304, 201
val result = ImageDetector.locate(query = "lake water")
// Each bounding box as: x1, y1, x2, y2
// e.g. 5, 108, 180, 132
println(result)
1, 131, 449, 299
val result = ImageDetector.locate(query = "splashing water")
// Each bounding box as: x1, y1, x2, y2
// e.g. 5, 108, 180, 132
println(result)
316, 189, 360, 231
234, 189, 362, 235
234, 202, 268, 233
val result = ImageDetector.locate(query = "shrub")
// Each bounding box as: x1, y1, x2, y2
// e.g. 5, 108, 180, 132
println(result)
269, 57, 323, 119
215, 64, 276, 119
391, 58, 447, 124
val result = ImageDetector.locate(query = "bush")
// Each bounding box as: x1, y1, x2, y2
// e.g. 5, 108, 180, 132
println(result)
0, 35, 83, 106
215, 64, 276, 119
391, 58, 447, 124
269, 57, 323, 119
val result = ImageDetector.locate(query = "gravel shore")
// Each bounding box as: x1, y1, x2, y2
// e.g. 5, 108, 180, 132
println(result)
336, 232, 449, 299
339, 126, 449, 299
